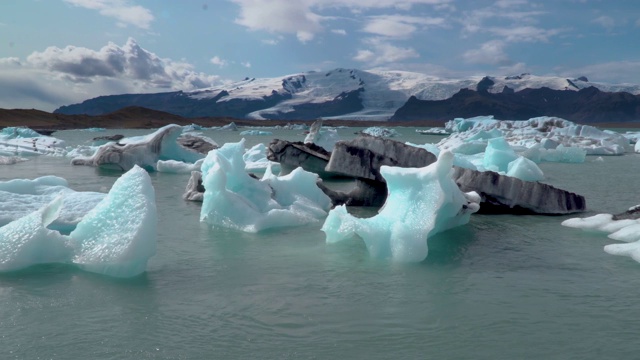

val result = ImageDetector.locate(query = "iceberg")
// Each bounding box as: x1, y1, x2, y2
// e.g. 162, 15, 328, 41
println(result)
243, 143, 281, 174
200, 139, 331, 232
439, 116, 630, 157
0, 127, 67, 156
321, 151, 480, 262
0, 156, 28, 165
0, 176, 105, 233
239, 130, 273, 136
69, 166, 157, 277
0, 166, 156, 277
361, 127, 399, 138
71, 124, 205, 171
0, 197, 74, 272
157, 159, 204, 174
304, 120, 340, 152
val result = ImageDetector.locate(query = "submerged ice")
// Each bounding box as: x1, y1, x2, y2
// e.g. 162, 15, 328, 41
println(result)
200, 139, 331, 232
0, 166, 157, 277
321, 151, 480, 262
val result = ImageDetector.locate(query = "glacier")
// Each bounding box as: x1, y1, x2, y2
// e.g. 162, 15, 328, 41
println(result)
0, 166, 157, 277
200, 139, 331, 232
321, 151, 480, 262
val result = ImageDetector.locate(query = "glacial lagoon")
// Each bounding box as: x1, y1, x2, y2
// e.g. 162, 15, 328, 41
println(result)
1, 126, 640, 359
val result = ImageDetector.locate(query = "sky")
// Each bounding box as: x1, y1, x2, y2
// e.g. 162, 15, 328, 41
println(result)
1, 0, 639, 111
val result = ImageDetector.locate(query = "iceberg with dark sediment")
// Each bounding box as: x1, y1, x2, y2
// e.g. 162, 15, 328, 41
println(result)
361, 127, 399, 138
0, 127, 67, 156
321, 151, 480, 262
200, 139, 331, 232
71, 124, 206, 171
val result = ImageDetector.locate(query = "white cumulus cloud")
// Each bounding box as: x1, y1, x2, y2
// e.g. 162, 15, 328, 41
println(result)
353, 37, 419, 66
210, 56, 228, 68
463, 40, 510, 65
64, 0, 154, 29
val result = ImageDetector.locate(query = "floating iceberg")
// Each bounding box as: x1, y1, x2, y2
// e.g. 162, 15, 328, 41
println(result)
439, 116, 629, 156
0, 127, 67, 156
0, 166, 156, 277
0, 156, 28, 165
71, 124, 205, 171
304, 120, 340, 152
239, 130, 273, 136
0, 176, 105, 233
562, 206, 640, 264
361, 127, 399, 138
200, 139, 331, 232
0, 197, 74, 272
70, 166, 157, 277
321, 151, 480, 262
157, 159, 204, 174
243, 143, 281, 174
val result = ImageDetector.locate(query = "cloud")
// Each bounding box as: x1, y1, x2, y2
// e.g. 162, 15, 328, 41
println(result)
210, 56, 228, 68
231, 0, 452, 42
463, 40, 510, 65
353, 37, 419, 66
557, 61, 640, 84
241, 61, 252, 68
494, 0, 529, 8
488, 26, 564, 43
64, 0, 154, 29
232, 0, 323, 42
331, 29, 347, 35
0, 38, 221, 111
592, 15, 615, 30
362, 15, 445, 38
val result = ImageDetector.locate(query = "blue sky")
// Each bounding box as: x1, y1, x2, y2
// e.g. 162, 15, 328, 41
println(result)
1, 0, 639, 111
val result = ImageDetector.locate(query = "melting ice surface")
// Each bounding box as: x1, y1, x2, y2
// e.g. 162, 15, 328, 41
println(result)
321, 151, 480, 262
0, 166, 157, 277
70, 166, 157, 277
200, 139, 331, 232
439, 116, 624, 156
0, 127, 67, 156
562, 210, 640, 264
0, 176, 105, 233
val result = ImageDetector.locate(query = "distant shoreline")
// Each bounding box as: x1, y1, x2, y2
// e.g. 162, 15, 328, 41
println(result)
1, 107, 639, 131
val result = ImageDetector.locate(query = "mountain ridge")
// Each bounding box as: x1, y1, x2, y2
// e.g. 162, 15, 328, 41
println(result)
53, 68, 640, 123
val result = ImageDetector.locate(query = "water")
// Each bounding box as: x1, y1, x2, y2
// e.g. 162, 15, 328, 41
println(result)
1, 127, 640, 359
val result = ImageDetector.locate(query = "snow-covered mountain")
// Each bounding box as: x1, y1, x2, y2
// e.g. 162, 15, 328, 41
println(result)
55, 69, 640, 121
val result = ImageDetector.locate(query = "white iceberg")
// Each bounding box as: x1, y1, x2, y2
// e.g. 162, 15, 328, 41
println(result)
0, 166, 157, 277
243, 143, 281, 174
157, 159, 204, 174
70, 165, 157, 277
200, 139, 331, 232
321, 151, 480, 262
0, 127, 67, 157
0, 197, 74, 272
361, 127, 399, 138
239, 130, 273, 136
0, 176, 105, 233
562, 208, 640, 264
304, 120, 340, 152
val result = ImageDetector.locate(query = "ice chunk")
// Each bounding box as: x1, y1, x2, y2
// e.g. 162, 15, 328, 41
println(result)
483, 137, 518, 172
200, 139, 331, 232
70, 166, 157, 277
321, 151, 480, 262
304, 120, 340, 152
0, 197, 74, 272
243, 143, 281, 174
506, 156, 544, 182
0, 127, 66, 156
0, 176, 105, 233
72, 124, 205, 171
361, 127, 399, 138
0, 156, 28, 165
157, 159, 204, 174
239, 130, 273, 136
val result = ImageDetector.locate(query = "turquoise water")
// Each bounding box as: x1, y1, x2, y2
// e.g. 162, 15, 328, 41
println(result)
1, 127, 640, 359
